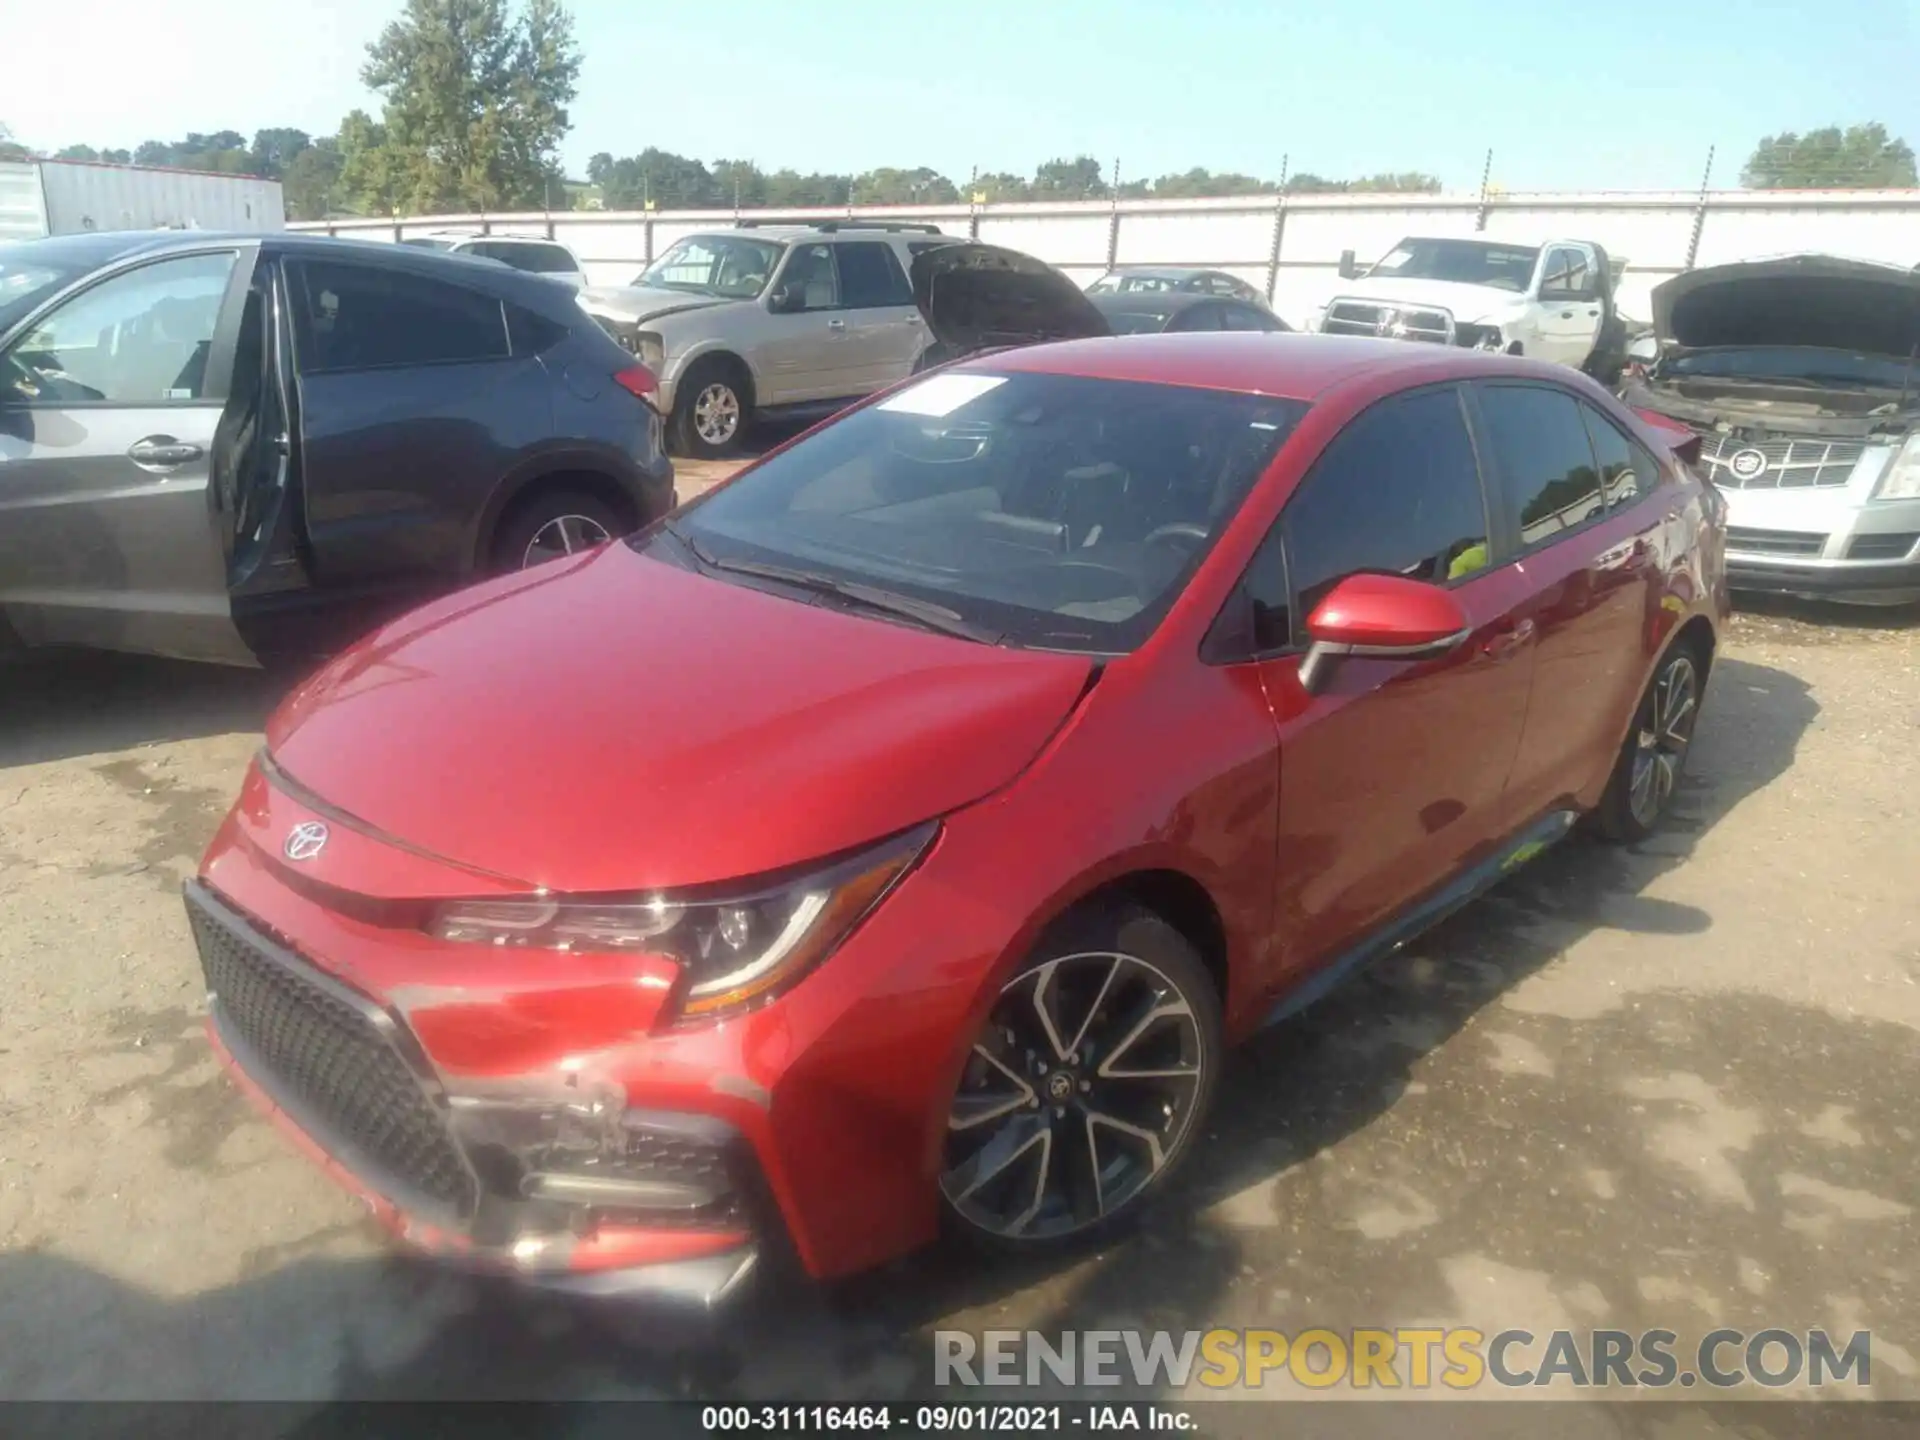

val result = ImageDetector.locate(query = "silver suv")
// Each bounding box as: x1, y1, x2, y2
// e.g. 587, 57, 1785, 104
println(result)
575, 223, 945, 457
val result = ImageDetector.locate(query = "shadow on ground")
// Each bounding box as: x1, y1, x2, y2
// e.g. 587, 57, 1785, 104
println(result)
4, 657, 1908, 1429
1, 650, 290, 771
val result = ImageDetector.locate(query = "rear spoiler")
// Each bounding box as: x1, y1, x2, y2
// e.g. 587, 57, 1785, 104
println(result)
1632, 407, 1703, 469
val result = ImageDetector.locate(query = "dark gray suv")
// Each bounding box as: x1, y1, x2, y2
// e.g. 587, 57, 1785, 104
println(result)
0, 230, 675, 666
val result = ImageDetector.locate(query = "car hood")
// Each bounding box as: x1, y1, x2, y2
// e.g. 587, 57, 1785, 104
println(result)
911, 242, 1111, 355
1324, 275, 1528, 323
262, 546, 1095, 895
574, 283, 734, 326
1651, 254, 1920, 356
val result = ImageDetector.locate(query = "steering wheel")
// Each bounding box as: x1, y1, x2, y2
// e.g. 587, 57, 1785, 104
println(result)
1142, 522, 1211, 556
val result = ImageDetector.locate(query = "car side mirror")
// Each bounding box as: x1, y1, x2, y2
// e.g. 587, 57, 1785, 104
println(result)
1297, 572, 1472, 693
1337, 249, 1360, 281
1627, 333, 1660, 365
768, 284, 804, 314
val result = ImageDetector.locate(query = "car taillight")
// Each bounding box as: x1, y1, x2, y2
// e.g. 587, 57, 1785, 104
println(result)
613, 365, 659, 401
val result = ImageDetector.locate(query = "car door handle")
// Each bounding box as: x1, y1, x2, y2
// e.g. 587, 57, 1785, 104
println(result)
127, 436, 205, 471
1483, 617, 1535, 660
827, 319, 847, 332
1559, 310, 1574, 319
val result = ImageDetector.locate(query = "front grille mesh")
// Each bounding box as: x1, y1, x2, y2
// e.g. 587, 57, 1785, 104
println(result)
1726, 527, 1828, 557
188, 894, 478, 1215
1321, 300, 1453, 344
1696, 433, 1866, 490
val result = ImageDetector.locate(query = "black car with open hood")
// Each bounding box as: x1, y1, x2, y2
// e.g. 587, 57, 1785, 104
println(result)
909, 242, 1111, 370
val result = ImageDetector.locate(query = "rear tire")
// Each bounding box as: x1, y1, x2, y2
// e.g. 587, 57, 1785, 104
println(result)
490, 487, 625, 573
1592, 641, 1704, 842
671, 359, 749, 459
940, 904, 1223, 1257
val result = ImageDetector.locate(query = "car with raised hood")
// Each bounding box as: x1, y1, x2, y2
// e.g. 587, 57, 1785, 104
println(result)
187, 329, 1725, 1305
1621, 254, 1920, 604
574, 222, 943, 459
1313, 236, 1632, 381
0, 230, 673, 667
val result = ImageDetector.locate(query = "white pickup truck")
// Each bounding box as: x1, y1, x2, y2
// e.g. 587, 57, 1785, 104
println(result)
1311, 235, 1631, 381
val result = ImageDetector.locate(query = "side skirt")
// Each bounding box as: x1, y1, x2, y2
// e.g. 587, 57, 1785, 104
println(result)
1262, 808, 1580, 1028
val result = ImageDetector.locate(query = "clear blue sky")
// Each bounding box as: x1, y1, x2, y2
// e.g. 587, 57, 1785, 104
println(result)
9, 0, 1919, 192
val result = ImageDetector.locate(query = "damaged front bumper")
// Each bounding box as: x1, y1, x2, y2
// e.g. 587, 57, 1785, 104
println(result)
186, 880, 765, 1307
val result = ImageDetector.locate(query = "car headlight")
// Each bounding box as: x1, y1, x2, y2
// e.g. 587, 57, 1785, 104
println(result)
1872, 434, 1920, 500
632, 330, 666, 371
425, 824, 935, 1023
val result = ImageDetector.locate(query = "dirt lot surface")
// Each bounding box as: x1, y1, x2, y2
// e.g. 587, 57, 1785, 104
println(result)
2, 477, 1916, 1425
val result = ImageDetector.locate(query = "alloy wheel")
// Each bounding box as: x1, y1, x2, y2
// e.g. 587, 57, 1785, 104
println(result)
521, 513, 613, 568
693, 382, 741, 447
942, 951, 1205, 1242
1628, 653, 1699, 827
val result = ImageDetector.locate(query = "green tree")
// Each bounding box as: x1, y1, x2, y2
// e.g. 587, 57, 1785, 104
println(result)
338, 109, 406, 214
283, 138, 347, 219
249, 127, 313, 179
970, 171, 1031, 202
853, 166, 959, 205
1742, 123, 1917, 188
361, 0, 582, 212
1030, 155, 1108, 199
1350, 171, 1442, 193
764, 168, 852, 207
1148, 167, 1272, 198
0, 125, 28, 162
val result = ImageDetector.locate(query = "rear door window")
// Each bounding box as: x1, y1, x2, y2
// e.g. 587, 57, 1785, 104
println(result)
1579, 403, 1662, 510
288, 260, 510, 373
1475, 384, 1607, 548
835, 241, 912, 308
1281, 385, 1491, 634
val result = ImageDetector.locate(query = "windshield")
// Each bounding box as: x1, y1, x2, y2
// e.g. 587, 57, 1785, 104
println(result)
638, 235, 783, 297
1666, 346, 1918, 391
1368, 238, 1539, 292
650, 370, 1308, 653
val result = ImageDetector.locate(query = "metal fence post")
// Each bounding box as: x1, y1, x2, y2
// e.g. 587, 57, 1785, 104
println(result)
1684, 146, 1716, 272
1474, 150, 1494, 232
1105, 157, 1122, 271
1265, 155, 1290, 303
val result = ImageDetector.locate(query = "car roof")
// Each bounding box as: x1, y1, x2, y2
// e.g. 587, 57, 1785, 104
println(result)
965, 331, 1575, 402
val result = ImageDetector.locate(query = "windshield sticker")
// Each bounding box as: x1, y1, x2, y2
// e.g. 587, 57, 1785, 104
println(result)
878, 374, 1008, 417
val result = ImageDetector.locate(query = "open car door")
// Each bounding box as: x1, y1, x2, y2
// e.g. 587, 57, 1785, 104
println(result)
0, 242, 262, 665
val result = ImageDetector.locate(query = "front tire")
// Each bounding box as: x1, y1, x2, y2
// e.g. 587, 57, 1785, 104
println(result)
490, 488, 624, 573
940, 905, 1223, 1255
671, 360, 749, 459
1593, 642, 1704, 842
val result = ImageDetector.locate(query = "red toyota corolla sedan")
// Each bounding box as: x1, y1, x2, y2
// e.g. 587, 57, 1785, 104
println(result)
187, 333, 1727, 1305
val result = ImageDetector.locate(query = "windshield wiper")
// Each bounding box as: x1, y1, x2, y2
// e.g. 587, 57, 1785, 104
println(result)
665, 523, 1002, 644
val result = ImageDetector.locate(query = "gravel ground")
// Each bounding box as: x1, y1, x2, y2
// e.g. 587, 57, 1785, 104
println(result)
1, 544, 1916, 1425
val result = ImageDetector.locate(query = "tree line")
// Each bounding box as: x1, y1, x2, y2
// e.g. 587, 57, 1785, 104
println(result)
2, 0, 1912, 222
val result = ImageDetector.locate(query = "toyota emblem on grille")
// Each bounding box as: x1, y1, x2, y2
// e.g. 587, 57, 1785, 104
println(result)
1728, 448, 1768, 481
284, 820, 330, 862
